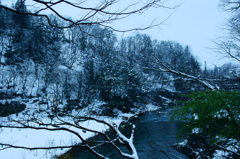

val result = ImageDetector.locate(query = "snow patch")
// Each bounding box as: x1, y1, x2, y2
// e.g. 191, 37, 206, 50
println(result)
145, 103, 159, 111
192, 128, 201, 134
177, 139, 188, 147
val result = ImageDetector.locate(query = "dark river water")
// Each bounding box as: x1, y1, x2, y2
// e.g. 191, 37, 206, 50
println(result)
129, 110, 189, 159
64, 108, 189, 159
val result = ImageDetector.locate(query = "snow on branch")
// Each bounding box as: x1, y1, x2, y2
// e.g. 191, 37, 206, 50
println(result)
70, 116, 139, 159
142, 56, 218, 90
0, 111, 139, 159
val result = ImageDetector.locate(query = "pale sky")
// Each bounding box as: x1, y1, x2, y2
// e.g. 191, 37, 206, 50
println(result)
139, 0, 230, 68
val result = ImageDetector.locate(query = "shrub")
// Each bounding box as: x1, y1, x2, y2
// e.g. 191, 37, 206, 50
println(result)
171, 90, 240, 154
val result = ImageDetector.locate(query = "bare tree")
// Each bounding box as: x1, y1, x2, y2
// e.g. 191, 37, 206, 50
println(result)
213, 19, 240, 63
214, 0, 240, 79
0, 110, 139, 159
0, 0, 178, 31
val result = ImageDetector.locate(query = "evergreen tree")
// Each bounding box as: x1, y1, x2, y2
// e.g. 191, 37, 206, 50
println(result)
0, 6, 6, 32
83, 59, 99, 103
4, 15, 62, 64
12, 0, 30, 30
171, 90, 240, 155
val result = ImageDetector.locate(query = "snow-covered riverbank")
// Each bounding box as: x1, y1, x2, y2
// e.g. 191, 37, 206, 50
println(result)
0, 98, 159, 159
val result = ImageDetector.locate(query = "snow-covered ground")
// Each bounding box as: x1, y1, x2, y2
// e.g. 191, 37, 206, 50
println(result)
0, 118, 122, 159
0, 99, 116, 159
0, 98, 159, 159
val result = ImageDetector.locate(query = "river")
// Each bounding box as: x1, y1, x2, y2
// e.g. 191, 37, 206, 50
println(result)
62, 108, 189, 159
129, 109, 188, 159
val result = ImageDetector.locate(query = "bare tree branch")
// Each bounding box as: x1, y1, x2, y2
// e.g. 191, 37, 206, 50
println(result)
219, 0, 240, 12
0, 111, 139, 159
142, 55, 218, 90
213, 1, 240, 64
0, 0, 179, 30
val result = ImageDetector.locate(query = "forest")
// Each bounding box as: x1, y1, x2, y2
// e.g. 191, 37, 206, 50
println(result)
0, 1, 204, 112
0, 0, 239, 159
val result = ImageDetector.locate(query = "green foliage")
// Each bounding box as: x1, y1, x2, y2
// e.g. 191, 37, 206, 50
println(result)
171, 90, 240, 144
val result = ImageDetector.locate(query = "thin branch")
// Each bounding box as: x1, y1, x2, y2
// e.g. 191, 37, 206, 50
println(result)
142, 55, 218, 90
215, 143, 240, 157
0, 0, 179, 30
0, 112, 139, 159
0, 143, 84, 151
